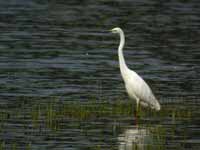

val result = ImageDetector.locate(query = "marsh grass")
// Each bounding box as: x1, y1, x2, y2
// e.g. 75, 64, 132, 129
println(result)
0, 98, 195, 150
0, 98, 194, 131
0, 141, 5, 150
26, 98, 194, 131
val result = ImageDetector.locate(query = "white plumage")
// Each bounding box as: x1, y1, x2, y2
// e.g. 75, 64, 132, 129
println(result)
111, 27, 161, 111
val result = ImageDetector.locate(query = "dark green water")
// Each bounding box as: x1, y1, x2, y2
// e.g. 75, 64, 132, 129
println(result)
0, 0, 199, 149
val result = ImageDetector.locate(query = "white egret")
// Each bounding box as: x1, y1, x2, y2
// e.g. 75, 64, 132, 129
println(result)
110, 27, 161, 113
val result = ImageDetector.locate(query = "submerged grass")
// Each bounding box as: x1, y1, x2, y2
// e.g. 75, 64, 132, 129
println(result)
0, 97, 195, 131
27, 98, 195, 130
39, 99, 136, 129
0, 97, 196, 150
0, 98, 194, 131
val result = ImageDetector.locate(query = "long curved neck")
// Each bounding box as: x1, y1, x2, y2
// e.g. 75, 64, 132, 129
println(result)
118, 30, 129, 78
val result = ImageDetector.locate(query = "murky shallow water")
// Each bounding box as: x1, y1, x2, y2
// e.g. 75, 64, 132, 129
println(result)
0, 0, 199, 149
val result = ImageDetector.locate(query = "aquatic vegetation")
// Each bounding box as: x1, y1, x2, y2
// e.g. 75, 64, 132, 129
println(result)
0, 141, 5, 150
23, 98, 194, 131
0, 97, 197, 150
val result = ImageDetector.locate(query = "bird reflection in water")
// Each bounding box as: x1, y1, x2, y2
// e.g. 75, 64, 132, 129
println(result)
118, 127, 153, 150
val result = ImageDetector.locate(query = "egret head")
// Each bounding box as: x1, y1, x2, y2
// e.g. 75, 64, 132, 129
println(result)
110, 27, 122, 34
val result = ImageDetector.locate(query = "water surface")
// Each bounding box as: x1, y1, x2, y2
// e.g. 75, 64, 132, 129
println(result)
0, 0, 199, 149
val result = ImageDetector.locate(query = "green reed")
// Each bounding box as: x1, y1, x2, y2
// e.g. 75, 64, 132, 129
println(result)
0, 97, 196, 150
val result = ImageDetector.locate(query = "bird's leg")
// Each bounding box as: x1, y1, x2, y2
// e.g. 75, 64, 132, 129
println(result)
136, 101, 140, 114
134, 98, 140, 125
